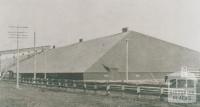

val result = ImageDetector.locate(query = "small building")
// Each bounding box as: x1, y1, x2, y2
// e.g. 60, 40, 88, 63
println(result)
167, 68, 197, 103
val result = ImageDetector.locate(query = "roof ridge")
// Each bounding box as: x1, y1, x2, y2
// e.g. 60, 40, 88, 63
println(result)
84, 32, 131, 72
128, 30, 200, 54
52, 32, 128, 50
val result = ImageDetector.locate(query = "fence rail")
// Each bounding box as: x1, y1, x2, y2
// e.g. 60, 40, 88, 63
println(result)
3, 78, 200, 103
3, 78, 169, 98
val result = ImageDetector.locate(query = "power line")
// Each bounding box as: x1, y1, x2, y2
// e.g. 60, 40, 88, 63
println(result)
8, 25, 30, 89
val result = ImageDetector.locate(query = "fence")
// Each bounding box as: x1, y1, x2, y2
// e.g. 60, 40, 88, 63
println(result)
3, 77, 200, 103
11, 78, 168, 98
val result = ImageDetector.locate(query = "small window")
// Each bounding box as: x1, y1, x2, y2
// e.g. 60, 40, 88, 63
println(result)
177, 80, 186, 88
170, 79, 176, 88
187, 80, 194, 88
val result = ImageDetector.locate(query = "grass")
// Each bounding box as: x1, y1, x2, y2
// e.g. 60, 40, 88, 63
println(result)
0, 81, 199, 107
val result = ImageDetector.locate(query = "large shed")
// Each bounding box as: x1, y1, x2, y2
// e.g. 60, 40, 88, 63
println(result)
8, 30, 200, 83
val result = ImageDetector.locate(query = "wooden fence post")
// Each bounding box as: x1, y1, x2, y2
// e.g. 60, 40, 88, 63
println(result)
21, 78, 23, 83
58, 79, 61, 88
83, 82, 87, 93
73, 80, 76, 92
32, 78, 35, 85
137, 86, 141, 98
121, 85, 125, 97
46, 78, 49, 86
106, 84, 110, 96
160, 87, 164, 101
94, 83, 97, 94
64, 80, 68, 89
28, 78, 30, 84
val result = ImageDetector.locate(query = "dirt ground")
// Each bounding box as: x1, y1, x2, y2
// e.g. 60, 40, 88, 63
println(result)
0, 81, 199, 107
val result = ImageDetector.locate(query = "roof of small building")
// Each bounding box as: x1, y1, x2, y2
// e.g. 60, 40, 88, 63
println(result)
167, 71, 197, 80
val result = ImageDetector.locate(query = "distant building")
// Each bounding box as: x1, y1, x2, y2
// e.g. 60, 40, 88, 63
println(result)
7, 30, 200, 83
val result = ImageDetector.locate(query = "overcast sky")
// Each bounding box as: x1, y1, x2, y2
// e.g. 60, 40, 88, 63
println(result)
0, 0, 200, 52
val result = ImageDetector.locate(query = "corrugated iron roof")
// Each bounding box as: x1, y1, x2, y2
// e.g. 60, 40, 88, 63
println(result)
8, 31, 200, 74
8, 32, 129, 73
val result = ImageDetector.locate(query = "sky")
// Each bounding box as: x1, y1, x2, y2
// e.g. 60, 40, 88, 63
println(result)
0, 0, 200, 52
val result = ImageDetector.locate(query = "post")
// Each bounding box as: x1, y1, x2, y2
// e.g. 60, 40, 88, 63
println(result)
137, 86, 141, 98
160, 87, 164, 101
44, 50, 47, 79
65, 80, 68, 89
121, 85, 125, 97
106, 84, 110, 96
8, 25, 29, 88
83, 82, 87, 93
5, 59, 8, 79
94, 83, 97, 94
33, 32, 37, 82
125, 39, 129, 83
16, 28, 19, 88
0, 54, 1, 77
73, 80, 76, 92
44, 73, 47, 79
46, 78, 49, 86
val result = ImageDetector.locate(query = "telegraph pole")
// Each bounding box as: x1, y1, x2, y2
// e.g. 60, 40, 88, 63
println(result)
0, 54, 1, 77
33, 32, 37, 81
44, 49, 47, 79
8, 25, 29, 88
16, 30, 19, 88
126, 39, 129, 83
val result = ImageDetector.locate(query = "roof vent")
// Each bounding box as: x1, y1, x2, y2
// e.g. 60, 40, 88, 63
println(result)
122, 27, 128, 32
79, 38, 83, 43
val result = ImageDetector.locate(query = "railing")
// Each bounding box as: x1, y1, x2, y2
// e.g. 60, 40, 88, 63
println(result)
3, 78, 200, 103
7, 78, 200, 101
12, 78, 168, 98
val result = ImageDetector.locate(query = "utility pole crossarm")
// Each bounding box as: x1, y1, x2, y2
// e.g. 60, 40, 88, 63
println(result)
8, 26, 29, 28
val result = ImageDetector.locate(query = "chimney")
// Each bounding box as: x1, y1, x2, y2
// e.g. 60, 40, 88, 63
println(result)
79, 38, 83, 43
122, 27, 128, 32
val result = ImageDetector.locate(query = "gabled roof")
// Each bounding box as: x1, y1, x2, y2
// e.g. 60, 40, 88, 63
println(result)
8, 31, 200, 74
86, 31, 200, 73
9, 32, 129, 73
